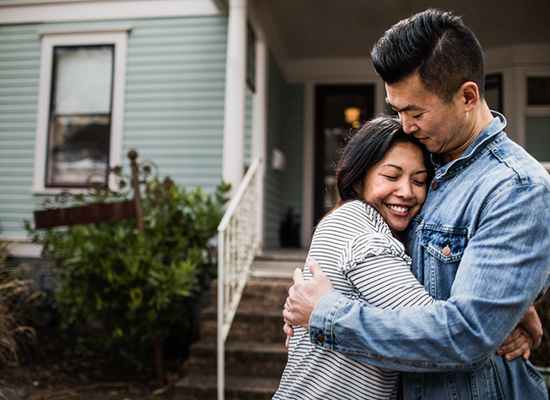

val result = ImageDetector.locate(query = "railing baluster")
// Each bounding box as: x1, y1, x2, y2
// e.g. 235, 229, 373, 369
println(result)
216, 158, 262, 400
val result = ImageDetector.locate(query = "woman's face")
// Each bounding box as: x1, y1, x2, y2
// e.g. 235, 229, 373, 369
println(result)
357, 141, 429, 232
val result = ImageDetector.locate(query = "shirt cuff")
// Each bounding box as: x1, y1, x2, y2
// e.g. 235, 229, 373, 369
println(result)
308, 289, 346, 349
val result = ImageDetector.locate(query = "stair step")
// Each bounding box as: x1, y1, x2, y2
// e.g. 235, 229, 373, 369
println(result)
200, 306, 287, 343
209, 279, 293, 308
186, 340, 288, 378
250, 260, 303, 280
174, 374, 280, 400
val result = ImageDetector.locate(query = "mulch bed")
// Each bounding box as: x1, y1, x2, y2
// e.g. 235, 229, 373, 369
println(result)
0, 325, 184, 400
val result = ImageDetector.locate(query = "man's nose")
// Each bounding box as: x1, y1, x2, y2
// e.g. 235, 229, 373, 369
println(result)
402, 115, 419, 134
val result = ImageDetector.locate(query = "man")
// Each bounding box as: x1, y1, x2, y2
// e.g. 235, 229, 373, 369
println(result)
284, 8, 550, 399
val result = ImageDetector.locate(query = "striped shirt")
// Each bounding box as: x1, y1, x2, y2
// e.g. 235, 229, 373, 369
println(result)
273, 200, 437, 400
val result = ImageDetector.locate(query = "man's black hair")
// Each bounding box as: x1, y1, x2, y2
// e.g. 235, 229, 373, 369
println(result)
371, 8, 485, 103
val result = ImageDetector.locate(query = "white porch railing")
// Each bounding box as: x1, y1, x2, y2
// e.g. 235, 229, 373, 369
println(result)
217, 158, 262, 400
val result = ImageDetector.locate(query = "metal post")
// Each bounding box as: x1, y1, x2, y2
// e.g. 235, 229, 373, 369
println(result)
128, 149, 145, 237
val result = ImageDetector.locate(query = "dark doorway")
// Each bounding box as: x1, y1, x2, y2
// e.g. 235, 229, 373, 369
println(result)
314, 84, 375, 225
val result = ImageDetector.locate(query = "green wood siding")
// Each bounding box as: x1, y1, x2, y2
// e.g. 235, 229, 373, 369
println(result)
0, 24, 41, 239
264, 53, 304, 248
0, 16, 228, 240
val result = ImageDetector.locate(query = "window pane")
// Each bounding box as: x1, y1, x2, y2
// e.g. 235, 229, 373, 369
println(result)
525, 116, 550, 162
54, 46, 113, 114
485, 74, 502, 112
47, 115, 110, 187
46, 45, 114, 187
527, 77, 550, 106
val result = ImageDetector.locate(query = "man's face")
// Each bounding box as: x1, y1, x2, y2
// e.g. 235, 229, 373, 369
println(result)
386, 74, 470, 162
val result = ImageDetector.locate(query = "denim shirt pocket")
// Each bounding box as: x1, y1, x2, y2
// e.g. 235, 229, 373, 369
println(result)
420, 225, 469, 263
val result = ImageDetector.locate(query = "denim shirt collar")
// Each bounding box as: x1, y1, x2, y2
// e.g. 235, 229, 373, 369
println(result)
431, 111, 507, 179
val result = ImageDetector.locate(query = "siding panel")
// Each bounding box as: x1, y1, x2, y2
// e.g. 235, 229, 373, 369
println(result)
0, 16, 228, 240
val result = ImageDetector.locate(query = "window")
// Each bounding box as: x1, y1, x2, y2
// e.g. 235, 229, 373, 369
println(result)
485, 74, 503, 113
525, 76, 550, 165
33, 29, 128, 192
47, 45, 114, 187
527, 77, 550, 106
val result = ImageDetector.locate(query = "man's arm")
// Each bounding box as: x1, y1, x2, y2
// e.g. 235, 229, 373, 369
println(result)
285, 184, 550, 371
284, 260, 542, 361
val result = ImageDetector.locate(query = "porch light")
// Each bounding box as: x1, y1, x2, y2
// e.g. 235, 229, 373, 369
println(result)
344, 107, 361, 128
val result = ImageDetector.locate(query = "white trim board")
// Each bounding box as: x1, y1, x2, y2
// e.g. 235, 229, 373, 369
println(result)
0, 0, 221, 25
32, 29, 129, 194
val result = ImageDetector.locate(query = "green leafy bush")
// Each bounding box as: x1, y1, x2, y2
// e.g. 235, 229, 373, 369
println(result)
25, 177, 229, 372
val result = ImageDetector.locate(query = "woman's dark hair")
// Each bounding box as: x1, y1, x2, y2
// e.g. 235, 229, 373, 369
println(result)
336, 115, 433, 204
371, 8, 485, 103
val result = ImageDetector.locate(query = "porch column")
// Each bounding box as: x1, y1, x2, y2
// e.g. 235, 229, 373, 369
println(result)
222, 0, 247, 197
252, 35, 268, 249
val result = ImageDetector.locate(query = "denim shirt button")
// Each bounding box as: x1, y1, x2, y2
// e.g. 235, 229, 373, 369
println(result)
442, 246, 451, 256
432, 181, 439, 190
316, 334, 325, 344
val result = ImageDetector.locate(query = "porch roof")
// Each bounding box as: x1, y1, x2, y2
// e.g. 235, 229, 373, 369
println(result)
253, 0, 550, 72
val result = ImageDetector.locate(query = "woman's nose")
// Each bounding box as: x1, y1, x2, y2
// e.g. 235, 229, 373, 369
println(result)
395, 181, 413, 199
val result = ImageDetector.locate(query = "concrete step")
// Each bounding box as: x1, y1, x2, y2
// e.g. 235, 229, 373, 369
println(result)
250, 248, 307, 279
208, 279, 292, 310
186, 339, 287, 379
199, 305, 287, 343
174, 375, 280, 400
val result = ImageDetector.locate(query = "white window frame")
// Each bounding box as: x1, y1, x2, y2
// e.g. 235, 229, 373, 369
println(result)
32, 28, 129, 194
521, 67, 550, 170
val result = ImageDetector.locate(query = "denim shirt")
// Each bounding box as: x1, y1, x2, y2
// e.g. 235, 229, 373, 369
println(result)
308, 113, 550, 399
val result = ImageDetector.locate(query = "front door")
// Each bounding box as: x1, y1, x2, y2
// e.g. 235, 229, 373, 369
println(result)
314, 84, 375, 225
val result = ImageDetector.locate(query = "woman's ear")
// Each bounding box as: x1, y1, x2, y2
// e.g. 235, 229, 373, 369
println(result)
353, 181, 363, 198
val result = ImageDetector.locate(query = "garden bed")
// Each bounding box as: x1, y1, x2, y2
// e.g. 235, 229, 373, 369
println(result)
0, 324, 181, 400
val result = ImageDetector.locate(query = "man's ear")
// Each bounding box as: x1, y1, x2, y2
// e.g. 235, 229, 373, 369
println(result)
458, 81, 479, 112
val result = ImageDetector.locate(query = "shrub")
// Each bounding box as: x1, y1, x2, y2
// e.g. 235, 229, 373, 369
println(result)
0, 223, 36, 366
25, 175, 229, 377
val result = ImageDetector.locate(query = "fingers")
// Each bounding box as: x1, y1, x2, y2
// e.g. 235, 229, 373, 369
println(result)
283, 323, 294, 349
283, 308, 295, 327
522, 348, 531, 361
293, 268, 305, 284
520, 305, 543, 349
283, 323, 294, 337
306, 257, 322, 278
503, 341, 531, 361
497, 326, 533, 361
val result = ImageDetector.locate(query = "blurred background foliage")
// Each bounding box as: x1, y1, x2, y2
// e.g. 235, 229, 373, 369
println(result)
24, 173, 229, 374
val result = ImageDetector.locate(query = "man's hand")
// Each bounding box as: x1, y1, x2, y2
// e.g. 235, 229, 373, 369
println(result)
282, 257, 334, 331
497, 305, 542, 361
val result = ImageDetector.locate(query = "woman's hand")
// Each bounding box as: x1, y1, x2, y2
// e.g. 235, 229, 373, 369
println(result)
497, 305, 542, 361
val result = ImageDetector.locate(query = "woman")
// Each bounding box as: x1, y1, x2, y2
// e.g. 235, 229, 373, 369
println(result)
273, 115, 436, 399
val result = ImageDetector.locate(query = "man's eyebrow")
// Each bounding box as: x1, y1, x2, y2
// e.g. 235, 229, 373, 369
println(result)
385, 98, 424, 112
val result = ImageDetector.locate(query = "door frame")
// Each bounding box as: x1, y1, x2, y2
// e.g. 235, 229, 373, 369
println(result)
301, 81, 385, 247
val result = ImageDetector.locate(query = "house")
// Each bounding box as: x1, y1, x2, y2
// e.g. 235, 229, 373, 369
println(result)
0, 0, 549, 260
